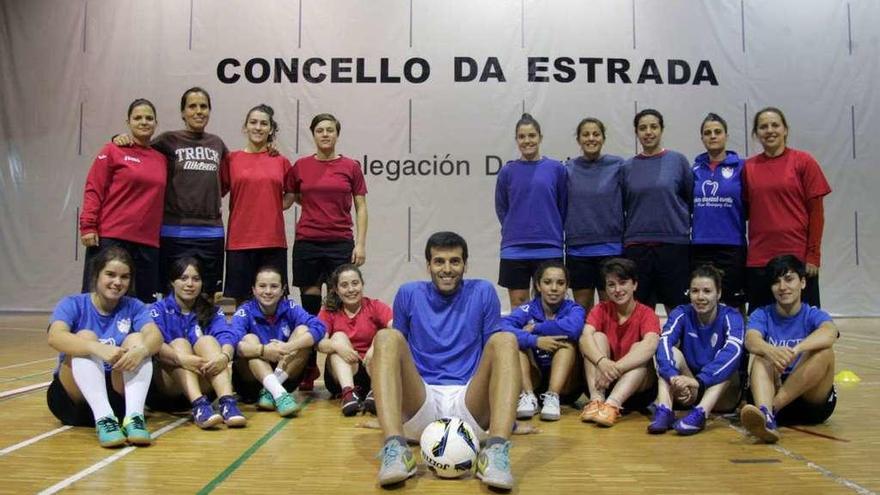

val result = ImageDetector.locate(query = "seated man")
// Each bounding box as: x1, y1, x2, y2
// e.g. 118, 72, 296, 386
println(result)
579, 257, 661, 426
741, 255, 838, 443
370, 231, 520, 489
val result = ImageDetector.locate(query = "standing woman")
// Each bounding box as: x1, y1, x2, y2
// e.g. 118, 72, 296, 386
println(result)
690, 113, 747, 311
114, 87, 230, 297
47, 247, 163, 447
80, 98, 166, 303
565, 117, 625, 310
622, 109, 693, 313
317, 264, 392, 416
744, 107, 831, 311
495, 113, 568, 309
150, 257, 246, 428
224, 104, 295, 306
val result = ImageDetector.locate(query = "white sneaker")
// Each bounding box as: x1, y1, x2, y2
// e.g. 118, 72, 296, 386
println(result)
540, 392, 561, 421
516, 392, 538, 419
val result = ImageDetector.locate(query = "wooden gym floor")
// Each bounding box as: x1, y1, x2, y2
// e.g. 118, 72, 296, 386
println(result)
0, 312, 877, 494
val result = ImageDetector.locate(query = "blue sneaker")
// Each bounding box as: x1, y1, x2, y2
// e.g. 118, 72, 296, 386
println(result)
376, 438, 417, 486
647, 404, 675, 434
476, 440, 514, 490
219, 396, 247, 427
257, 388, 276, 411
275, 392, 300, 417
674, 406, 706, 435
94, 416, 126, 448
192, 396, 223, 429
740, 404, 780, 443
122, 413, 152, 446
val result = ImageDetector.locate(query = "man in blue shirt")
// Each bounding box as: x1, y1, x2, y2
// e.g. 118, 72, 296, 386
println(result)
372, 232, 520, 490
740, 255, 838, 443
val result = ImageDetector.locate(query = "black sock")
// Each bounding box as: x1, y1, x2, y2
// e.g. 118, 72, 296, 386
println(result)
301, 294, 322, 315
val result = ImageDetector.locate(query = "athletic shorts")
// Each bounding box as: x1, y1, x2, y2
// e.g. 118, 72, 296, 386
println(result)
46, 373, 125, 427
690, 244, 747, 307
323, 360, 371, 398
291, 240, 353, 288
403, 383, 489, 442
747, 267, 821, 314
776, 384, 837, 425
82, 237, 160, 303
224, 248, 289, 299
623, 244, 690, 307
566, 255, 616, 291
498, 257, 564, 290
160, 236, 225, 295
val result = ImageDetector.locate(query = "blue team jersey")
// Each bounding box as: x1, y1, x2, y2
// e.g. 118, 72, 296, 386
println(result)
230, 299, 325, 345
50, 294, 153, 372
748, 304, 834, 375
150, 295, 237, 348
501, 297, 585, 369
393, 279, 504, 386
656, 304, 744, 387
691, 151, 746, 246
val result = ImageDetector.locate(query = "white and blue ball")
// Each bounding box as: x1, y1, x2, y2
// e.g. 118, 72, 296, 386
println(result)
419, 417, 480, 478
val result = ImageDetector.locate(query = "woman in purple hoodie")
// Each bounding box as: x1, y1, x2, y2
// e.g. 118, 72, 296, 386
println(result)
495, 113, 568, 309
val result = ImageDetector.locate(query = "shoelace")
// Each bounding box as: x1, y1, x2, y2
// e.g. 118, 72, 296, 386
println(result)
128, 415, 146, 430
483, 443, 511, 471
97, 417, 120, 432
378, 442, 404, 466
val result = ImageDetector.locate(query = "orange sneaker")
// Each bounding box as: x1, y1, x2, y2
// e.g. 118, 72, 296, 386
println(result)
580, 399, 604, 423
594, 402, 621, 427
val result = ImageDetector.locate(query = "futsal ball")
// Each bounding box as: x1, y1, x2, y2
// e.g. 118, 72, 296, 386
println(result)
419, 417, 480, 478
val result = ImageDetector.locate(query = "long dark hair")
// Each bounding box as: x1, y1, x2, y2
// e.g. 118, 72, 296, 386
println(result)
89, 246, 135, 295
323, 264, 364, 312
168, 257, 218, 329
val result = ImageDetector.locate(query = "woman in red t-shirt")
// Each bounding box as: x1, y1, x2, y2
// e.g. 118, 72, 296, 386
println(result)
744, 107, 832, 312
223, 104, 295, 306
80, 99, 167, 303
317, 264, 391, 416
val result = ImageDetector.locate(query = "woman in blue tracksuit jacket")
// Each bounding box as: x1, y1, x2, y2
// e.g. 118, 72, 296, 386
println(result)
648, 264, 744, 435
150, 257, 246, 429
231, 265, 326, 418
502, 261, 585, 422
691, 113, 747, 311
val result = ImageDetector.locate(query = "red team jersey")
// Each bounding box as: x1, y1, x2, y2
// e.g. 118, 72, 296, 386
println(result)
226, 151, 293, 250
744, 148, 832, 267
285, 155, 367, 241
586, 301, 660, 361
80, 142, 166, 247
318, 297, 392, 357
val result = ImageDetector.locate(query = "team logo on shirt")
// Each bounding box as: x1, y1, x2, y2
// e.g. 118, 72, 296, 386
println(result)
701, 180, 719, 197
97, 155, 107, 160
281, 325, 291, 338
194, 324, 203, 338
117, 318, 131, 334
721, 166, 734, 179
710, 332, 718, 348
234, 308, 247, 318
123, 155, 142, 164
150, 308, 160, 318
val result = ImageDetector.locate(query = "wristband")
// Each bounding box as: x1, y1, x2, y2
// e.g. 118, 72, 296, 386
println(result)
596, 356, 607, 366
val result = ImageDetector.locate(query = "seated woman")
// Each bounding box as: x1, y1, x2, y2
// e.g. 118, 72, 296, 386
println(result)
231, 266, 326, 417
317, 264, 392, 416
649, 265, 745, 435
579, 258, 660, 427
149, 257, 246, 428
47, 246, 163, 447
741, 255, 839, 443
502, 261, 584, 421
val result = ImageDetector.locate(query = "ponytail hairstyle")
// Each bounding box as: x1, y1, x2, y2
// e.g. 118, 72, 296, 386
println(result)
244, 103, 279, 142
168, 257, 217, 329
515, 112, 542, 136
323, 263, 364, 312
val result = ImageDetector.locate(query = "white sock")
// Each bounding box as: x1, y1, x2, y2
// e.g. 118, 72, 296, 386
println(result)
262, 374, 287, 399
273, 368, 289, 383
123, 359, 153, 417
71, 356, 114, 421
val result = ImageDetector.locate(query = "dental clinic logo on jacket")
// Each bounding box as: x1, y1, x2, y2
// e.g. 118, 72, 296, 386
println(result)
701, 180, 719, 197
721, 167, 734, 179
117, 318, 131, 334
281, 325, 291, 338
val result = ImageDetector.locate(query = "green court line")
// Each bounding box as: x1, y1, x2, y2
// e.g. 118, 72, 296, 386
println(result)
196, 397, 312, 495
